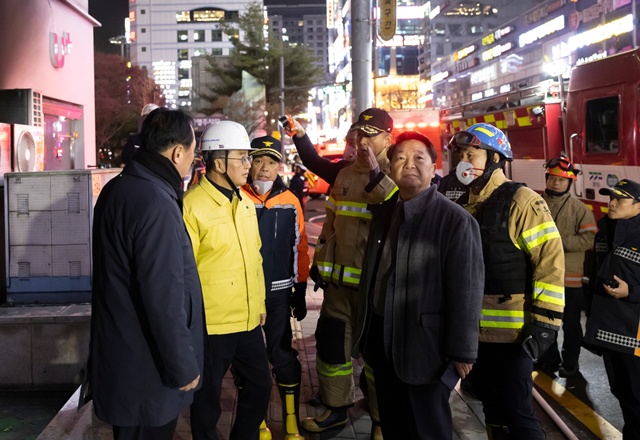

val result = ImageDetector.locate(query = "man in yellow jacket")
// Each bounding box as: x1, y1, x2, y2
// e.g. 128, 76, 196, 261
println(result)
450, 123, 565, 440
184, 121, 271, 440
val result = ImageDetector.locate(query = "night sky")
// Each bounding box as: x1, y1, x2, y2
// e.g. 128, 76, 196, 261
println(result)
89, 0, 129, 53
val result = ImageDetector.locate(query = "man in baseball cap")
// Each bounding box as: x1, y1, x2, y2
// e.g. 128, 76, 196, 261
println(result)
599, 179, 640, 201
354, 108, 394, 136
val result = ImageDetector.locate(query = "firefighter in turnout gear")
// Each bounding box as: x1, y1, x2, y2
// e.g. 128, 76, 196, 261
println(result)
241, 136, 310, 439
585, 179, 640, 439
537, 156, 596, 377
288, 109, 397, 437
450, 123, 565, 440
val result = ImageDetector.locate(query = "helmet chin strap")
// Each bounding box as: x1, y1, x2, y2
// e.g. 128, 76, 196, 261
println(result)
469, 153, 504, 190
221, 151, 242, 200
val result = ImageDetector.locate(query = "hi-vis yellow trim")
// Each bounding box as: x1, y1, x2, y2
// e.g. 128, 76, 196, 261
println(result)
316, 358, 353, 377
325, 197, 336, 212
533, 281, 565, 306
384, 186, 399, 201
520, 221, 560, 251
335, 201, 372, 219
363, 362, 375, 382
480, 309, 525, 328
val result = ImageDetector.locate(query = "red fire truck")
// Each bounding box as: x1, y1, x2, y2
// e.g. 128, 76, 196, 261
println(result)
440, 49, 640, 220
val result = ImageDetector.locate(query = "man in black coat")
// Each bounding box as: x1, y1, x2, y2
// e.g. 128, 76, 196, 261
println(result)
353, 131, 485, 439
89, 108, 203, 440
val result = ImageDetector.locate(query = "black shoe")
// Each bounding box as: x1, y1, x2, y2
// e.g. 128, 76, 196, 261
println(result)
558, 364, 579, 377
301, 409, 348, 432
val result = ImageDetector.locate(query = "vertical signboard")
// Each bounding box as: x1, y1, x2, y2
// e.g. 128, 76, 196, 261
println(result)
379, 0, 397, 41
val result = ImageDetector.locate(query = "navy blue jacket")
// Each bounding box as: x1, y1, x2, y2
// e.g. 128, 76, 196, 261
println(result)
90, 161, 204, 426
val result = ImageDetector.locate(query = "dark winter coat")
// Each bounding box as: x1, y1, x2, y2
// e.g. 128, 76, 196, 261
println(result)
90, 160, 204, 426
354, 185, 485, 384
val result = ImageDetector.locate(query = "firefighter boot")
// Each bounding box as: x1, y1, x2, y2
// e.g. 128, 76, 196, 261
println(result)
259, 420, 272, 440
301, 407, 348, 433
278, 383, 303, 439
486, 424, 510, 440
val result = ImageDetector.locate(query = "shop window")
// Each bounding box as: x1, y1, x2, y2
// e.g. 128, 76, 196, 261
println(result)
194, 30, 205, 41
585, 96, 620, 153
177, 30, 188, 42
225, 11, 239, 21
212, 29, 223, 41
178, 68, 189, 80
178, 49, 189, 60
211, 48, 223, 55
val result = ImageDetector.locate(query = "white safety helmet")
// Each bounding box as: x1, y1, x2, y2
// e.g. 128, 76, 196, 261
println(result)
200, 121, 251, 151
141, 103, 160, 117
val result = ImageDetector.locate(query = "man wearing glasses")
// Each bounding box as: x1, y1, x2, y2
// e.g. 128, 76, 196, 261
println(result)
184, 121, 272, 440
449, 123, 564, 440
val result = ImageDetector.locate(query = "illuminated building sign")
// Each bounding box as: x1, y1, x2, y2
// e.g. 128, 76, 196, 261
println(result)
431, 71, 450, 83
482, 26, 514, 46
453, 44, 476, 61
519, 15, 564, 47
50, 32, 72, 69
327, 0, 334, 29
521, 0, 567, 27
482, 42, 513, 61
456, 57, 479, 73
470, 65, 497, 85
568, 14, 633, 52
377, 34, 424, 48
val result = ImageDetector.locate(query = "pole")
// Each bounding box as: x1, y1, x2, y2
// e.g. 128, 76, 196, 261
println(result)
351, 0, 372, 118
279, 55, 285, 139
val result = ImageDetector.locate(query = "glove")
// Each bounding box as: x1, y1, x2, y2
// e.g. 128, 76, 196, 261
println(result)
290, 282, 308, 321
521, 323, 557, 362
309, 265, 328, 292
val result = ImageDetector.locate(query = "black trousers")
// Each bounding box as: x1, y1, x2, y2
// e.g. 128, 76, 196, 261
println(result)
364, 314, 452, 439
112, 417, 177, 440
190, 326, 272, 440
469, 342, 545, 440
263, 290, 301, 385
603, 350, 640, 439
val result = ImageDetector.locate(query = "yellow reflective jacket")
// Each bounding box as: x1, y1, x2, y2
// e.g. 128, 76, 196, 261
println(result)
183, 177, 266, 335
465, 169, 565, 343
314, 153, 397, 288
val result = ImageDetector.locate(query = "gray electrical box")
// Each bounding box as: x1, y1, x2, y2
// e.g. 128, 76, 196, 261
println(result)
4, 169, 120, 303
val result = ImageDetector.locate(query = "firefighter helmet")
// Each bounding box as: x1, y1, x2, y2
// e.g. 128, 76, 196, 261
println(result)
544, 155, 580, 180
449, 123, 513, 160
200, 121, 251, 151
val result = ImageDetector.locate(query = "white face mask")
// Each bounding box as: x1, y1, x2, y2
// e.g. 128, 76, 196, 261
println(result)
252, 180, 273, 195
456, 161, 483, 186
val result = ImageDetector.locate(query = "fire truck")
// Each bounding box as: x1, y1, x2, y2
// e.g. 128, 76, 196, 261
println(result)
440, 48, 640, 220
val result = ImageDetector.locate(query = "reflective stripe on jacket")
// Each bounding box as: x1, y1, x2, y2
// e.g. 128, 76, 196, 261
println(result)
466, 169, 565, 343
314, 156, 397, 288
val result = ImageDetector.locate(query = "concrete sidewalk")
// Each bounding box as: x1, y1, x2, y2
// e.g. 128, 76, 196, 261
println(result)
38, 284, 487, 439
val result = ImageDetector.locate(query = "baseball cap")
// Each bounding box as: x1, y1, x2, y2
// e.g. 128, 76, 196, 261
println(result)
249, 136, 283, 161
599, 179, 640, 201
354, 108, 393, 136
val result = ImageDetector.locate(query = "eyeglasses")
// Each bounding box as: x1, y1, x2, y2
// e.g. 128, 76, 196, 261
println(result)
227, 156, 252, 165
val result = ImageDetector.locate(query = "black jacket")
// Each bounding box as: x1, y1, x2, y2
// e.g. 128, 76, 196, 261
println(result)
293, 134, 351, 186
585, 214, 640, 357
90, 160, 204, 425
354, 185, 485, 384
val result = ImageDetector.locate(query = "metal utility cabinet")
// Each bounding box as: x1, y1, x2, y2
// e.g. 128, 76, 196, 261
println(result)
4, 169, 120, 303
